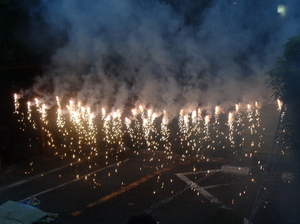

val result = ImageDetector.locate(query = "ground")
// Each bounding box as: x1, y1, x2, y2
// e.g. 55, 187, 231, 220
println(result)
0, 149, 297, 224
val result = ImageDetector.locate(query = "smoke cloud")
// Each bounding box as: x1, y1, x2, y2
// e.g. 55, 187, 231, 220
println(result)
27, 0, 300, 117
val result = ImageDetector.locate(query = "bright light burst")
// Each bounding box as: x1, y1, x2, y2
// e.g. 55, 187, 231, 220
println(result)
13, 94, 278, 167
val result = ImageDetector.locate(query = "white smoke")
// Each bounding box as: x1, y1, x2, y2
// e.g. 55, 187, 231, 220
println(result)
28, 0, 300, 116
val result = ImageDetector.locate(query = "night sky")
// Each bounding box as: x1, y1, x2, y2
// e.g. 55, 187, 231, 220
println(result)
18, 0, 300, 116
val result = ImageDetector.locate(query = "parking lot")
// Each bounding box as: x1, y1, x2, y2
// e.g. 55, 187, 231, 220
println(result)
1, 148, 296, 224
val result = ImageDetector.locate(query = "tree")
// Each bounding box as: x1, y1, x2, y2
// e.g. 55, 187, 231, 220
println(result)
266, 34, 300, 152
266, 34, 300, 223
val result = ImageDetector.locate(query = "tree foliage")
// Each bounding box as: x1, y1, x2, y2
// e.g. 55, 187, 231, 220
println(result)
266, 35, 300, 104
266, 34, 300, 223
266, 34, 300, 152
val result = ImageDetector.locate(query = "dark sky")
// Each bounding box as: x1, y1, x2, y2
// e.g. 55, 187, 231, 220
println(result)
24, 0, 300, 117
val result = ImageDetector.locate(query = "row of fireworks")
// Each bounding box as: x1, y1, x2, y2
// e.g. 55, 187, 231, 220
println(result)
13, 94, 282, 160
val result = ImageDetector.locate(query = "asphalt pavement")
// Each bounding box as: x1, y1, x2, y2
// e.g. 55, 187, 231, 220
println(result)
0, 149, 297, 224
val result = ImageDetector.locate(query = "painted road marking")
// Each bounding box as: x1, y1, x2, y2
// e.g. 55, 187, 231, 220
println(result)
142, 170, 218, 214
0, 159, 85, 193
19, 159, 129, 202
176, 172, 250, 224
0, 152, 110, 193
71, 166, 176, 216
176, 173, 223, 204
178, 169, 221, 176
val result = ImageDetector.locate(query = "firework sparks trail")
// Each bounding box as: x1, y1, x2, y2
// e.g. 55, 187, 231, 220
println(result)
142, 109, 152, 150
143, 109, 159, 151
33, 99, 56, 150
124, 116, 133, 146
214, 106, 220, 128
227, 112, 235, 148
254, 102, 262, 149
235, 104, 244, 149
13, 93, 277, 171
192, 109, 205, 157
111, 110, 124, 149
277, 99, 283, 111
177, 110, 188, 148
14, 93, 20, 114
247, 103, 259, 151
247, 104, 255, 136
27, 101, 37, 130
130, 109, 144, 150
212, 106, 223, 151
204, 115, 211, 150
103, 115, 112, 147
160, 111, 172, 159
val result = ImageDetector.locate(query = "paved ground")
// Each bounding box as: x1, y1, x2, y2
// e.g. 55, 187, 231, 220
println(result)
0, 149, 297, 224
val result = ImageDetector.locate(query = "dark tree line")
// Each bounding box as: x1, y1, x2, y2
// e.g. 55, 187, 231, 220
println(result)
266, 34, 300, 156
266, 34, 300, 223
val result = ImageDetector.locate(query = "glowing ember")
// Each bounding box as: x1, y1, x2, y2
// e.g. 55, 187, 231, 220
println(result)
12, 93, 279, 173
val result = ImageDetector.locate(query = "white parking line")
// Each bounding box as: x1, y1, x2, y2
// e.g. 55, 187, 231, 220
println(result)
0, 148, 126, 193
18, 159, 129, 202
176, 172, 250, 224
178, 169, 220, 176
0, 157, 95, 193
143, 169, 250, 224
176, 173, 222, 204
142, 171, 217, 214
